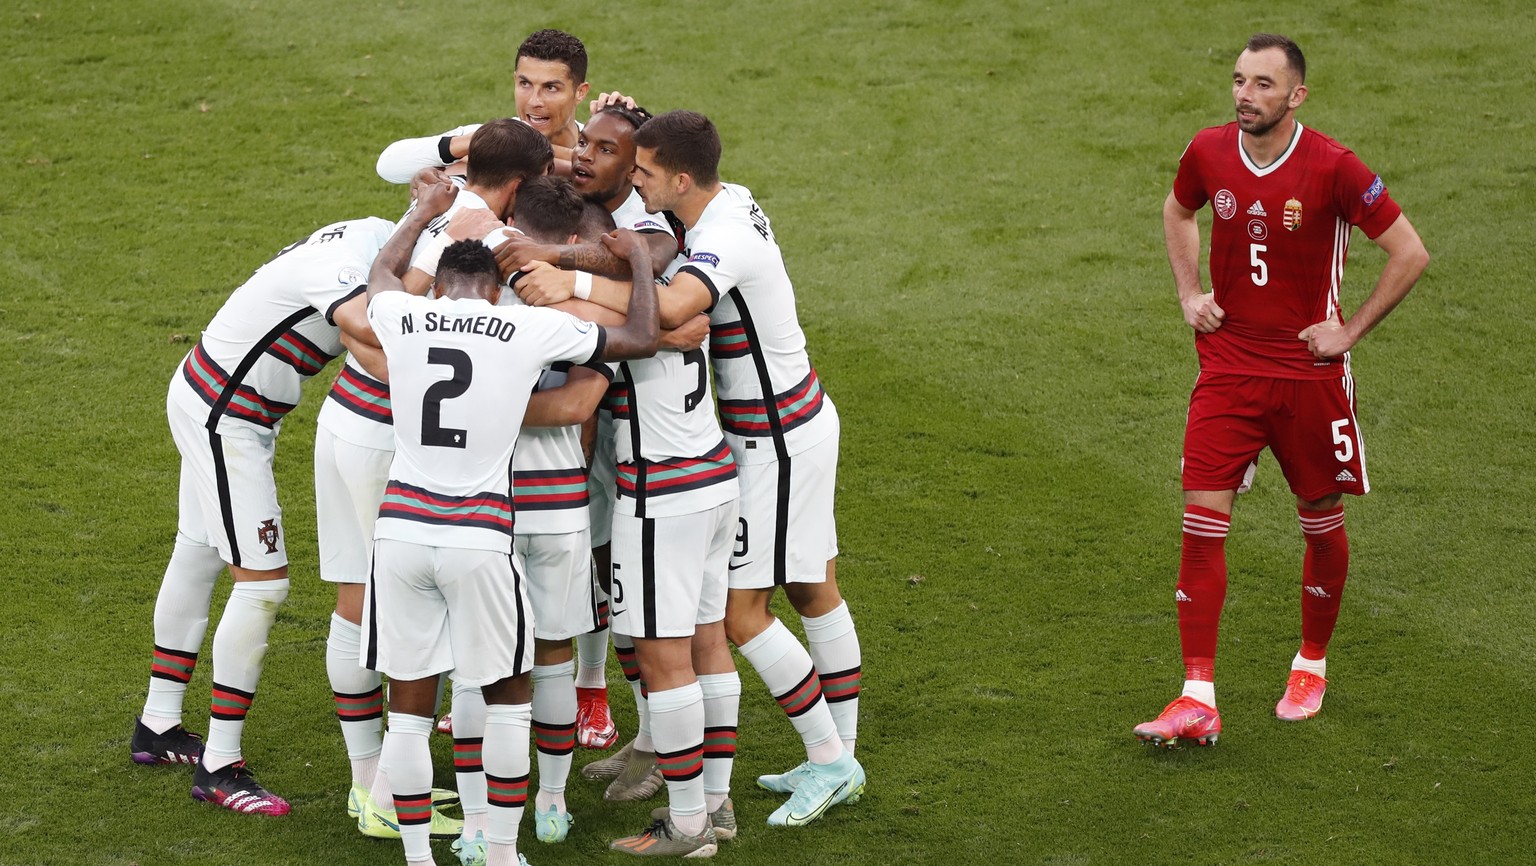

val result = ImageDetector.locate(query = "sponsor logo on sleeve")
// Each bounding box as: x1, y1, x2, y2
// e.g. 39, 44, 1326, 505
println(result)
570, 318, 594, 334
1214, 189, 1237, 220
338, 267, 365, 286
689, 251, 721, 267
1362, 176, 1385, 206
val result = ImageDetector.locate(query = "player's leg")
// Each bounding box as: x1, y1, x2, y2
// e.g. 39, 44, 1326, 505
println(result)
135, 402, 228, 764
520, 530, 589, 840
577, 426, 620, 749
442, 546, 536, 866
693, 501, 741, 839
380, 677, 439, 866
609, 514, 717, 857
1134, 374, 1262, 748
1268, 375, 1367, 720
785, 564, 861, 755
314, 427, 390, 810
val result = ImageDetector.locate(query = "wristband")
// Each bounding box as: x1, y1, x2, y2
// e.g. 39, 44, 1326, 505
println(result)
573, 271, 593, 300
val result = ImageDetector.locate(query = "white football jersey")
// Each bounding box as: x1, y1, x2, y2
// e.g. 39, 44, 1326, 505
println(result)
612, 188, 680, 239
317, 355, 396, 451
681, 184, 836, 464
368, 291, 606, 552
170, 217, 395, 432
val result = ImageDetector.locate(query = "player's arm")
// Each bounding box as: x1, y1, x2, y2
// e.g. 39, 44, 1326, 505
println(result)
376, 126, 476, 184
332, 294, 390, 381
1300, 214, 1430, 359
1164, 191, 1224, 333
367, 181, 458, 301
523, 365, 609, 427
594, 230, 659, 361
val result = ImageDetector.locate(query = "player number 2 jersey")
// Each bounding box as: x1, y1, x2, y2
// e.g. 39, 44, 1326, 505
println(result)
367, 292, 605, 553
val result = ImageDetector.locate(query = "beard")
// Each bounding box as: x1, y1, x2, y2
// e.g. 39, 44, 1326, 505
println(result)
1236, 101, 1288, 137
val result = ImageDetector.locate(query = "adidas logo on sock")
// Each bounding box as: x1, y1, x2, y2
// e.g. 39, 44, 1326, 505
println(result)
1334, 469, 1357, 482
1304, 585, 1332, 599
1248, 200, 1268, 217
1175, 589, 1193, 603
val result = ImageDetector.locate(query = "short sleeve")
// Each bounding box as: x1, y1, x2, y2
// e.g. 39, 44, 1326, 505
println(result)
1172, 137, 1209, 212
1333, 150, 1403, 240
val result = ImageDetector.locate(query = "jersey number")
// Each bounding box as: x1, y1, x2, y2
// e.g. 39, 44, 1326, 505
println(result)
733, 518, 749, 558
422, 347, 472, 448
610, 564, 625, 605
682, 348, 708, 412
1250, 244, 1268, 287
1331, 418, 1354, 463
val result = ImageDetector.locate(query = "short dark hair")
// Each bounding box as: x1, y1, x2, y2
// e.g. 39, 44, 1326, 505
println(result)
437, 239, 500, 284
1246, 32, 1306, 83
512, 175, 586, 243
466, 118, 554, 190
576, 201, 617, 243
595, 103, 653, 135
516, 29, 588, 84
632, 110, 720, 188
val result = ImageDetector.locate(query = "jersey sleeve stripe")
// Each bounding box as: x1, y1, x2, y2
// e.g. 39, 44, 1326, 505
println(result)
325, 365, 393, 425
325, 285, 367, 325
678, 265, 720, 307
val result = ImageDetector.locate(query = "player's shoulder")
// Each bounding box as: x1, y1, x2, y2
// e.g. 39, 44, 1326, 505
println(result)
1297, 124, 1364, 164
1186, 122, 1238, 154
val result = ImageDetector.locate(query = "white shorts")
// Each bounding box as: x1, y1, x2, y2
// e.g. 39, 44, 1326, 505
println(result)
610, 500, 737, 639
167, 398, 287, 571
517, 529, 601, 640
728, 433, 839, 589
361, 539, 535, 687
588, 416, 617, 547
315, 426, 393, 584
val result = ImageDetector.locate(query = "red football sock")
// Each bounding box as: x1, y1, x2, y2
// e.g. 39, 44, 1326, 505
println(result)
1297, 505, 1349, 660
1177, 505, 1231, 682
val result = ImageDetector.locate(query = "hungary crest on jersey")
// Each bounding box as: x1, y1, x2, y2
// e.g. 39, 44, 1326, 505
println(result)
1284, 197, 1303, 231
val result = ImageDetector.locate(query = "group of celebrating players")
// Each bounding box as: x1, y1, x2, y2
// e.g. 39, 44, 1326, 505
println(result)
130, 28, 866, 864
126, 23, 1432, 866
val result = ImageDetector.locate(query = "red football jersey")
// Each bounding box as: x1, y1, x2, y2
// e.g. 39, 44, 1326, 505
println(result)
1173, 122, 1402, 378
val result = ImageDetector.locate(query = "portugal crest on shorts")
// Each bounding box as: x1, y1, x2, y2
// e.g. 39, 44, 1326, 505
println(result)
257, 519, 280, 554
1284, 197, 1303, 231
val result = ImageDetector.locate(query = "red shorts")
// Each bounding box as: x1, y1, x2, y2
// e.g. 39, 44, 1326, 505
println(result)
1182, 371, 1369, 500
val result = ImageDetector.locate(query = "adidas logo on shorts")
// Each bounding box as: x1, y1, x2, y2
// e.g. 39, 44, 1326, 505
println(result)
1175, 589, 1193, 603
1334, 469, 1357, 483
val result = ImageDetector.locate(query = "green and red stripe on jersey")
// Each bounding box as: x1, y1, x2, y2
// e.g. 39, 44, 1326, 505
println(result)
487, 773, 529, 809
533, 720, 576, 756
379, 481, 514, 535
453, 737, 483, 773
150, 645, 198, 684
703, 726, 738, 761
392, 792, 434, 826
326, 365, 392, 425
819, 666, 862, 704
709, 321, 751, 359
718, 369, 825, 438
333, 686, 384, 722
657, 744, 704, 782
210, 683, 255, 721
601, 379, 632, 419
616, 440, 737, 501
264, 327, 337, 376
183, 342, 297, 428
513, 467, 589, 513
773, 669, 825, 719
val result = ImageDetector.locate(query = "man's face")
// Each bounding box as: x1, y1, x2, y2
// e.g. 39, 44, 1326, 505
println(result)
631, 146, 680, 214
1232, 47, 1303, 137
572, 113, 638, 204
514, 57, 588, 139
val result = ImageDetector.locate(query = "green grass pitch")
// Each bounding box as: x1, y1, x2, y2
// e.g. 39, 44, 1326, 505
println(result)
2, 0, 1533, 863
